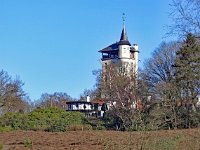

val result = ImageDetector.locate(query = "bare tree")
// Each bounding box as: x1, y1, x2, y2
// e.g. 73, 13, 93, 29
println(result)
36, 92, 74, 109
0, 70, 28, 114
100, 63, 140, 130
169, 0, 200, 38
79, 89, 97, 101
143, 41, 179, 96
142, 41, 181, 129
92, 69, 103, 98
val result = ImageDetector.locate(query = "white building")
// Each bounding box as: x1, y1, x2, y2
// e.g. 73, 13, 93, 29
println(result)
99, 23, 139, 76
67, 101, 93, 111
66, 98, 107, 117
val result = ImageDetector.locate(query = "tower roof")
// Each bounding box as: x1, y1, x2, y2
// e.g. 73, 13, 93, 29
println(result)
99, 25, 132, 53
118, 25, 131, 46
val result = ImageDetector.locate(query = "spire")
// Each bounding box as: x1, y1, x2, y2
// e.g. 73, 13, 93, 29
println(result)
120, 25, 129, 41
119, 13, 131, 46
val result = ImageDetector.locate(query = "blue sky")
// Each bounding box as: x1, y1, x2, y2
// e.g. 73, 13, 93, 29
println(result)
0, 0, 175, 101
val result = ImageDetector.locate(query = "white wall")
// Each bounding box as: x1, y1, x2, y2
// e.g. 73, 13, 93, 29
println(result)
133, 44, 139, 75
118, 45, 130, 58
68, 103, 93, 110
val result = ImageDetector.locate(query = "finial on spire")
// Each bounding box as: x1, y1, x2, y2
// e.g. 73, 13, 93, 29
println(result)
119, 13, 131, 45
122, 13, 126, 26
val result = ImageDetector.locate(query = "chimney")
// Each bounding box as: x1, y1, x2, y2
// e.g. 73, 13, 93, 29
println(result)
86, 96, 90, 102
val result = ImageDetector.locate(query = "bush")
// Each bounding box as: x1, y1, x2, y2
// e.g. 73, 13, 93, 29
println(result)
0, 112, 29, 130
28, 107, 86, 131
0, 107, 86, 132
0, 126, 13, 132
23, 138, 32, 148
45, 119, 68, 132
84, 117, 106, 130
29, 107, 85, 131
66, 124, 92, 131
0, 143, 3, 150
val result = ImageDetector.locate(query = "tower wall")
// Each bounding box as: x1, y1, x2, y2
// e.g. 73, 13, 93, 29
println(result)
119, 59, 136, 75
118, 45, 130, 58
133, 44, 139, 75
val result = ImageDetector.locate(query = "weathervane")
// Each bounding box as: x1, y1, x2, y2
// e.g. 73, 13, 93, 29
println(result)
122, 13, 126, 25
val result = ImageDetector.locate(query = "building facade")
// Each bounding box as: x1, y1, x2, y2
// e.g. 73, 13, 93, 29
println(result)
66, 98, 107, 117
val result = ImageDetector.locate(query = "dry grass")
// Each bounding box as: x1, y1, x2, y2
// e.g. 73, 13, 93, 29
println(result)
0, 128, 200, 150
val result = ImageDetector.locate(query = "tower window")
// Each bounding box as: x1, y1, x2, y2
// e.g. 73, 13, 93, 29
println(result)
105, 63, 107, 69
104, 75, 108, 82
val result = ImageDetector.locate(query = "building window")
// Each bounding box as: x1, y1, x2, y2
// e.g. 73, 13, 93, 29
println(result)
90, 105, 93, 110
76, 103, 79, 108
94, 104, 98, 111
83, 104, 86, 110
68, 104, 72, 110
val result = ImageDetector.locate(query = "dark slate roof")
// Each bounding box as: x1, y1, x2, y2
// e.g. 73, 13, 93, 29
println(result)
99, 42, 119, 52
99, 25, 131, 53
118, 40, 131, 46
130, 47, 139, 52
118, 26, 131, 46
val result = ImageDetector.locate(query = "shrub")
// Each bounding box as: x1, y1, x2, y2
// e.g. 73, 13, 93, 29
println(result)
27, 107, 85, 132
66, 124, 92, 131
0, 126, 13, 132
23, 138, 32, 148
0, 142, 3, 150
84, 117, 106, 130
0, 112, 29, 130
0, 107, 86, 132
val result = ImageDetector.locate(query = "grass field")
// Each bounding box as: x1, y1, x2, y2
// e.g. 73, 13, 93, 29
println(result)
0, 128, 200, 150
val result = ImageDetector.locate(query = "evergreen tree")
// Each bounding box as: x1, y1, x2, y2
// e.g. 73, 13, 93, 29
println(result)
175, 33, 200, 101
175, 33, 200, 128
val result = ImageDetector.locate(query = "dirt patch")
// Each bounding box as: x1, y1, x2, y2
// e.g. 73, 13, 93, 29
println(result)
0, 129, 200, 150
